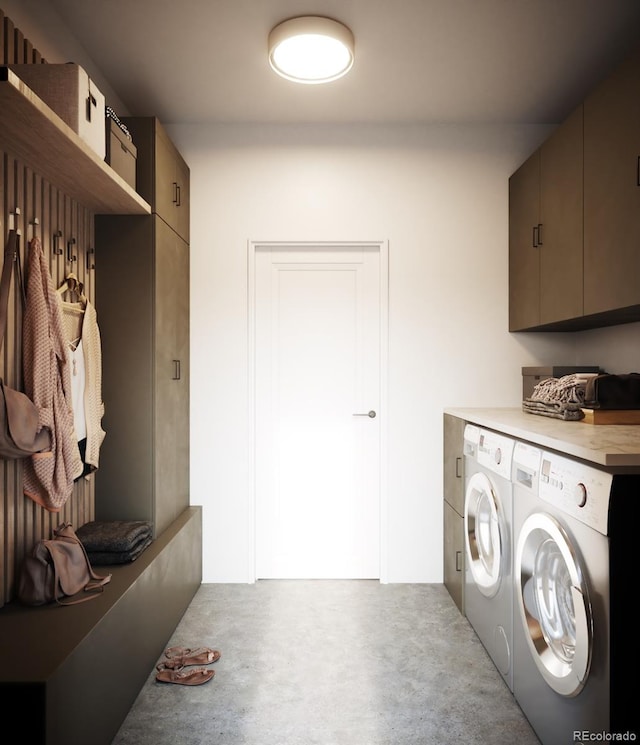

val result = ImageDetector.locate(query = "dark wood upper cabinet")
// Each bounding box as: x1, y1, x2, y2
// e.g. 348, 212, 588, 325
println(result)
509, 106, 583, 331
122, 116, 190, 243
583, 45, 640, 316
509, 43, 640, 332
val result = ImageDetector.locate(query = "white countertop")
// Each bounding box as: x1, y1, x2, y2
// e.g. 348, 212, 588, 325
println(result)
444, 407, 640, 468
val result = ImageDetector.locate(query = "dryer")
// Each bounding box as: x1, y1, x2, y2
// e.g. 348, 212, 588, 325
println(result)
512, 447, 640, 744
463, 425, 515, 691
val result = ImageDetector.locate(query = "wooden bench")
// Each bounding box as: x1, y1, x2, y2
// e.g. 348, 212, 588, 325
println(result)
0, 506, 202, 745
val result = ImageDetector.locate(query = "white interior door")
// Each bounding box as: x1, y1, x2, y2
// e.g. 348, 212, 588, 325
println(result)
253, 244, 382, 578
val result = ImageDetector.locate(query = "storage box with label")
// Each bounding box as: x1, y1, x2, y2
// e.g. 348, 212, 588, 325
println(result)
106, 118, 137, 189
9, 63, 106, 159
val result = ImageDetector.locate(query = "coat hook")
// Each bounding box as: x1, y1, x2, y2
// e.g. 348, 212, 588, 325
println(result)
86, 247, 95, 271
9, 207, 21, 234
53, 230, 63, 255
67, 237, 77, 263
28, 217, 40, 240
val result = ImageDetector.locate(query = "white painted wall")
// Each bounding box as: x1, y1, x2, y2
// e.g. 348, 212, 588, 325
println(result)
170, 122, 588, 583
8, 3, 640, 583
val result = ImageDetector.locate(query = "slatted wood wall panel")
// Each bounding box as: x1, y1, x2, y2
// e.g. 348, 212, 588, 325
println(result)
1, 8, 96, 606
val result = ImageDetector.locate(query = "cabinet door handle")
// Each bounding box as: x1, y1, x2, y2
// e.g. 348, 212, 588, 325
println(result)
455, 456, 462, 478
176, 184, 181, 207
537, 223, 543, 246
455, 550, 462, 572
532, 225, 539, 248
637, 156, 640, 186
172, 181, 179, 205
172, 359, 181, 380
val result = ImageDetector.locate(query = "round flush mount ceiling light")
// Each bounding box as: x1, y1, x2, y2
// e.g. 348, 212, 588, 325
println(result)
268, 16, 355, 84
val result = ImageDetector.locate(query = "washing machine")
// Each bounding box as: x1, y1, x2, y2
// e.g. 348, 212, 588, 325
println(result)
512, 446, 640, 744
463, 424, 515, 691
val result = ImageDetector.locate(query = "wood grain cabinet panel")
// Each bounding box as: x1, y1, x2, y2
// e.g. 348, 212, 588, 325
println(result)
584, 45, 640, 316
443, 413, 465, 614
509, 150, 541, 331
95, 119, 190, 537
123, 116, 190, 243
509, 44, 640, 331
509, 106, 583, 331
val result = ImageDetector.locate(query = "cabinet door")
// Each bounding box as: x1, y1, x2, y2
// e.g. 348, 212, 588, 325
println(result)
443, 413, 465, 514
539, 106, 583, 325
154, 216, 190, 535
443, 500, 464, 614
175, 154, 190, 243
155, 125, 190, 243
509, 150, 540, 330
584, 46, 640, 315
443, 414, 465, 614
509, 108, 583, 330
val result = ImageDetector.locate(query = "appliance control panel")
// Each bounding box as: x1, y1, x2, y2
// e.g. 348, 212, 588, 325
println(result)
538, 451, 612, 535
512, 440, 542, 493
463, 424, 480, 459
477, 428, 514, 479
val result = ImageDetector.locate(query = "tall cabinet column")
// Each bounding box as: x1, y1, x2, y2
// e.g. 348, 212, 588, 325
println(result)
96, 117, 190, 537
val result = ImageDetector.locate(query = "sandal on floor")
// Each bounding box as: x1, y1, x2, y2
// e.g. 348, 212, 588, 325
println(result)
159, 647, 221, 670
156, 667, 215, 686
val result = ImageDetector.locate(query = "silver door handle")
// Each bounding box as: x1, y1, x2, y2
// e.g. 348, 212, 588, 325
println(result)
353, 410, 376, 418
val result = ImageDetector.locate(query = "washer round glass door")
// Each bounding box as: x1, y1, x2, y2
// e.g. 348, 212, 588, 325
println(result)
464, 471, 503, 598
515, 512, 592, 697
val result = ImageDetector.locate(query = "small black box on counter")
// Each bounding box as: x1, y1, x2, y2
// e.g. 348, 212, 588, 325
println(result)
522, 366, 601, 400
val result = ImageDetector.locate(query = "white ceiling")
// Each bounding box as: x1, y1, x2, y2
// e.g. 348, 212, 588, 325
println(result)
48, 0, 640, 126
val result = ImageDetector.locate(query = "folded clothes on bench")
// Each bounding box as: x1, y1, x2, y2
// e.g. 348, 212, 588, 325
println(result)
85, 535, 153, 565
76, 520, 153, 564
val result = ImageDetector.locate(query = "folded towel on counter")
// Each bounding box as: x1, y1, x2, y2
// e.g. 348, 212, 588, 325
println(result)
522, 398, 585, 421
522, 373, 589, 421
529, 374, 588, 405
76, 520, 153, 564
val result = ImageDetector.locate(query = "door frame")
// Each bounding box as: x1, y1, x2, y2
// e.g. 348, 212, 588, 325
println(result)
247, 240, 389, 583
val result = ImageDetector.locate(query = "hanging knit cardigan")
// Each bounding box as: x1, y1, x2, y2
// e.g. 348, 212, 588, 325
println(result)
22, 236, 83, 511
58, 295, 106, 475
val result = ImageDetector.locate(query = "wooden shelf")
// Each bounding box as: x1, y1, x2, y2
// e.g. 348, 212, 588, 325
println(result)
0, 66, 150, 215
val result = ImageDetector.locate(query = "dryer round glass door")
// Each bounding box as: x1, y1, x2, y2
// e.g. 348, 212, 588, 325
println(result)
515, 512, 592, 697
464, 471, 503, 598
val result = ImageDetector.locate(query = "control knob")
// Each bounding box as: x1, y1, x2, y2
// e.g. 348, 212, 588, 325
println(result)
574, 482, 587, 508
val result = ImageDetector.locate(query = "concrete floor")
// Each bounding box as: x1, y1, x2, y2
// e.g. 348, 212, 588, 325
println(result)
111, 581, 540, 744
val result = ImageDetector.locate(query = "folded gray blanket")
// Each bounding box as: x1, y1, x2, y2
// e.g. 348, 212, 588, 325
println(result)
522, 373, 588, 421
528, 373, 588, 405
76, 520, 153, 553
522, 399, 584, 421
86, 535, 153, 565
